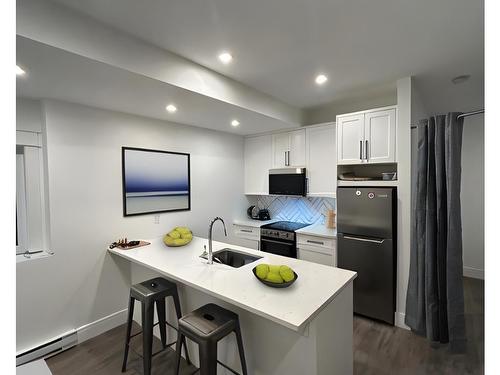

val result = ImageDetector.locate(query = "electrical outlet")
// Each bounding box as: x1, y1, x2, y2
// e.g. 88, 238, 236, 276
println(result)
154, 215, 160, 224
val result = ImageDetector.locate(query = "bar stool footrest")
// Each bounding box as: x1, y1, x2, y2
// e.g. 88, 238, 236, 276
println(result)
217, 360, 242, 375
129, 320, 179, 340
129, 340, 179, 360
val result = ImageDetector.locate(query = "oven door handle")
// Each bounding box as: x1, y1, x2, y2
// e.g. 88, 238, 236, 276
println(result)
260, 238, 294, 245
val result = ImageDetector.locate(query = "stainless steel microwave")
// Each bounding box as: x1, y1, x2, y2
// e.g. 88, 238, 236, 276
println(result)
268, 168, 306, 196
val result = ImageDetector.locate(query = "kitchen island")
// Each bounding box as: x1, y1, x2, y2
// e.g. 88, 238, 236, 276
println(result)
109, 236, 356, 374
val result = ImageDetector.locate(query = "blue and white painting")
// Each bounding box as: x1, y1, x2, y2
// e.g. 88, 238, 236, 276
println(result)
123, 148, 190, 215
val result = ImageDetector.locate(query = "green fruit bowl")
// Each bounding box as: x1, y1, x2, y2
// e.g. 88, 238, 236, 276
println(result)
252, 266, 298, 288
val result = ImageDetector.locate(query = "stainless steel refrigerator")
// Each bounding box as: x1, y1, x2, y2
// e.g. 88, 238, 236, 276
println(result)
337, 187, 397, 325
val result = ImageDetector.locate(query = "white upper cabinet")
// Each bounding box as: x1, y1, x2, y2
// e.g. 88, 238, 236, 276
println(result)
336, 107, 397, 165
272, 129, 306, 168
337, 114, 365, 165
364, 109, 396, 163
272, 132, 290, 167
244, 135, 272, 195
306, 124, 336, 197
289, 130, 306, 166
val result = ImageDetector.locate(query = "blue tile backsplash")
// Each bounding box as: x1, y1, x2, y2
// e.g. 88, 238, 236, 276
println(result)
256, 196, 336, 225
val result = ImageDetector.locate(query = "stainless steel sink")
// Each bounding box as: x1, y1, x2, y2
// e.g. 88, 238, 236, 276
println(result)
200, 248, 262, 268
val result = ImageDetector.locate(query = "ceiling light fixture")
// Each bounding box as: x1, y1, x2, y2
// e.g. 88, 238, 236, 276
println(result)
231, 119, 240, 127
16, 65, 26, 76
218, 52, 233, 64
315, 74, 328, 85
451, 75, 471, 84
165, 104, 177, 113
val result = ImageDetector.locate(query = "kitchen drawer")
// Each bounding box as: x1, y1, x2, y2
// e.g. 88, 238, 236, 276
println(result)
297, 248, 336, 267
233, 224, 260, 241
296, 234, 336, 254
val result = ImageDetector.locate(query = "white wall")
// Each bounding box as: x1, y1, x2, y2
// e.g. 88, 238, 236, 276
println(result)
16, 99, 251, 352
395, 77, 412, 328
16, 98, 42, 133
303, 86, 397, 124
461, 114, 484, 278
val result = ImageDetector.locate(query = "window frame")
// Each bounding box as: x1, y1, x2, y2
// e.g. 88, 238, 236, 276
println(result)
16, 131, 51, 259
16, 152, 29, 255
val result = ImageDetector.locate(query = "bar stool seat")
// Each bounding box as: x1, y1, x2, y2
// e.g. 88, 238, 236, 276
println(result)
175, 303, 248, 375
122, 277, 190, 375
130, 277, 176, 300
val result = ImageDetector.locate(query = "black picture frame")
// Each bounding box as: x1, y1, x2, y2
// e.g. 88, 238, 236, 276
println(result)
122, 147, 191, 216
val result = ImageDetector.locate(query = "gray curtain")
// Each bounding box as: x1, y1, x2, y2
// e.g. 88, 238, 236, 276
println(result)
405, 112, 466, 352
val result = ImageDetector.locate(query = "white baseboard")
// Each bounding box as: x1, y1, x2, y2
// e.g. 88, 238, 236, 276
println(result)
16, 330, 77, 366
463, 266, 484, 280
17, 309, 128, 365
76, 308, 128, 344
395, 312, 410, 330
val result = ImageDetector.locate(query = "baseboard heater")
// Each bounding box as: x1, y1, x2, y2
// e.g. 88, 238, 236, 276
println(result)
16, 330, 77, 367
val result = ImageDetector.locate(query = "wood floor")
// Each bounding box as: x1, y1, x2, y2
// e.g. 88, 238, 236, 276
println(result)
46, 322, 197, 375
46, 277, 483, 375
353, 277, 484, 375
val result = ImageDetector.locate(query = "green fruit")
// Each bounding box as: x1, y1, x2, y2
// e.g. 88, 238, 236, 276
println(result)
163, 227, 193, 247
269, 265, 281, 274
181, 232, 193, 240
175, 227, 191, 235
279, 265, 292, 273
265, 272, 284, 284
255, 264, 269, 279
168, 230, 181, 239
280, 266, 295, 282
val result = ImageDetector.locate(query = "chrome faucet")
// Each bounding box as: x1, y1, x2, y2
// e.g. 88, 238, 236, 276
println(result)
207, 217, 227, 265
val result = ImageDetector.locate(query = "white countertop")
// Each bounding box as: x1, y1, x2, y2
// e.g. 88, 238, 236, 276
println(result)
109, 236, 355, 331
296, 224, 337, 238
233, 218, 278, 227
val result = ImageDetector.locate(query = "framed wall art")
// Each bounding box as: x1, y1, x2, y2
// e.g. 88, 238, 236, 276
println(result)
122, 147, 190, 216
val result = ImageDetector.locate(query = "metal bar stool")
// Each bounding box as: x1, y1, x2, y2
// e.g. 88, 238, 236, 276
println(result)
122, 277, 190, 375
174, 303, 248, 375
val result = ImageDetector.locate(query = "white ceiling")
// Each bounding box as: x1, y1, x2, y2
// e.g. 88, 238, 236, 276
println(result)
16, 37, 296, 135
51, 0, 484, 110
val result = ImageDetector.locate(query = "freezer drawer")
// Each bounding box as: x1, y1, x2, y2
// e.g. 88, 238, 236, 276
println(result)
337, 187, 396, 238
337, 233, 395, 324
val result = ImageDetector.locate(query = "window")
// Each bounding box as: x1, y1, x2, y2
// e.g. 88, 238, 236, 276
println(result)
15, 137, 49, 257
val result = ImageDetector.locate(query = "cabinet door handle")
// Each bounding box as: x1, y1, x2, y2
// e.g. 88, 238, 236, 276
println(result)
307, 240, 325, 245
365, 140, 369, 161
284, 151, 288, 166
241, 229, 253, 233
359, 141, 363, 160
287, 151, 291, 166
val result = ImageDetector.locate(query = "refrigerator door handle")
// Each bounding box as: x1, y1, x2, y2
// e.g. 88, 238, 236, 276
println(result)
343, 235, 385, 244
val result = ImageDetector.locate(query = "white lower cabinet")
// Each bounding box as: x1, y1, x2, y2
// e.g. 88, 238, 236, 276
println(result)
233, 224, 260, 250
297, 234, 337, 266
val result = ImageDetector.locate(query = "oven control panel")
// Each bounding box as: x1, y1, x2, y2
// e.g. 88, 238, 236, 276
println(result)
261, 228, 295, 242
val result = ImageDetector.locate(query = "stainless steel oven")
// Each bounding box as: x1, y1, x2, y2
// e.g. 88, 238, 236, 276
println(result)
260, 221, 310, 258
260, 233, 296, 258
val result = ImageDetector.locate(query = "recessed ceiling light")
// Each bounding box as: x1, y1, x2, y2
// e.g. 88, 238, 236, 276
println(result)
315, 74, 328, 85
16, 65, 26, 76
231, 119, 240, 127
218, 52, 233, 64
165, 104, 177, 113
451, 75, 471, 84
